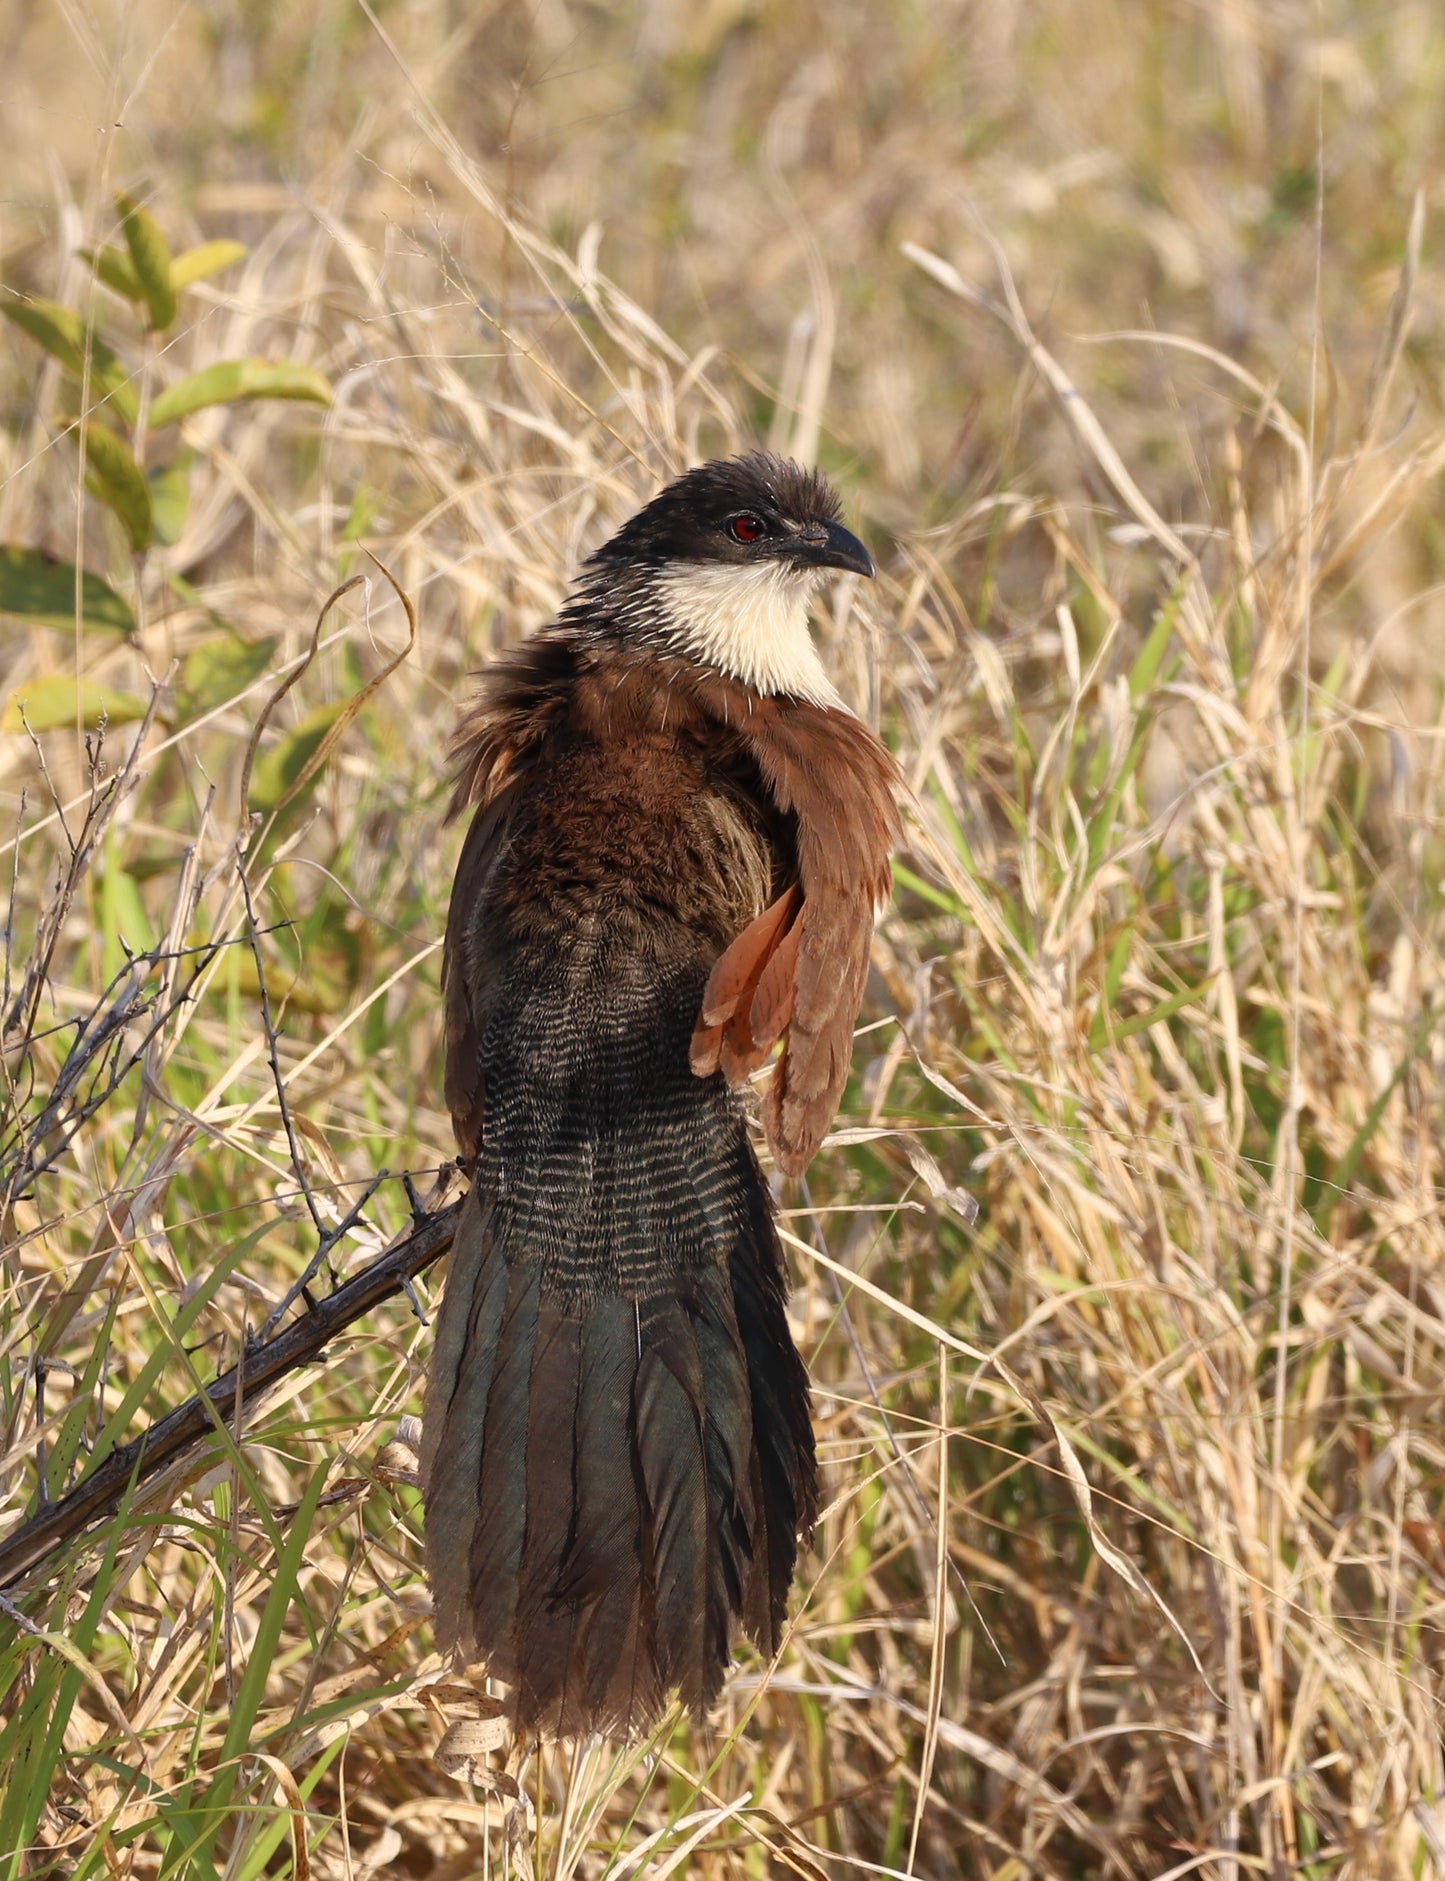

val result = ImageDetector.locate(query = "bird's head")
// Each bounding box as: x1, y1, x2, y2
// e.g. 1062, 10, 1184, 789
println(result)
580, 453, 874, 706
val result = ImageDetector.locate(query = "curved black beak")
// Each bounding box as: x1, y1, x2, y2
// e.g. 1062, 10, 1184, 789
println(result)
789, 518, 875, 579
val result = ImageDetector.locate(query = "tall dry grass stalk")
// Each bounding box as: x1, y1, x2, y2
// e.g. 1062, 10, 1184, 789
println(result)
3, 3, 1445, 1876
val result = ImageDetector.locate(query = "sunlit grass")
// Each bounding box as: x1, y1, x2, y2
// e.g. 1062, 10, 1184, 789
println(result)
3, 2, 1445, 1876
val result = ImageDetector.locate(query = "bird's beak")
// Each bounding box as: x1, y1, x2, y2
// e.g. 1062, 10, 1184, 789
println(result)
790, 519, 875, 579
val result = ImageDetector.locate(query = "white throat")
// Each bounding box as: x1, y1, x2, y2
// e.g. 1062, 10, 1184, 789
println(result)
653, 560, 846, 708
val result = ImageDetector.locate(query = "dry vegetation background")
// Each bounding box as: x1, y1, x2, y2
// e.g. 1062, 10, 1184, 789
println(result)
3, 1, 1445, 1876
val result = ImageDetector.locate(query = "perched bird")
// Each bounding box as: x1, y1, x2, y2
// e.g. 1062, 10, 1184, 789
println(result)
422, 452, 902, 1739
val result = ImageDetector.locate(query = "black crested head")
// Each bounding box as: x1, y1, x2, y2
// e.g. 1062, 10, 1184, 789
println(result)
587, 453, 874, 580
566, 453, 873, 704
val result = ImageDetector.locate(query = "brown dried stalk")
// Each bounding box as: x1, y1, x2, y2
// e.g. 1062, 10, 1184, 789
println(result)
0, 1195, 460, 1591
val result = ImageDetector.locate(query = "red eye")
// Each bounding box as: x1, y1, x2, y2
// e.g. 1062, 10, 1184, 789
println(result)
728, 512, 767, 543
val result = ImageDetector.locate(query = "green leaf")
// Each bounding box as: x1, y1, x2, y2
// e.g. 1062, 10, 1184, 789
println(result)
219, 1459, 334, 1765
83, 244, 144, 302
342, 481, 381, 542
45, 1296, 119, 1500
0, 295, 138, 422
0, 546, 134, 634
1128, 584, 1184, 702
116, 192, 176, 332
1317, 641, 1352, 708
148, 357, 333, 429
169, 239, 248, 291
1088, 920, 1139, 1050
80, 1221, 274, 1476
180, 633, 277, 715
1092, 976, 1214, 1048
148, 453, 192, 546
3, 296, 89, 375
84, 422, 153, 552
892, 858, 964, 917
231, 1736, 347, 1881
2, 677, 151, 734
248, 700, 345, 812
1087, 718, 1154, 868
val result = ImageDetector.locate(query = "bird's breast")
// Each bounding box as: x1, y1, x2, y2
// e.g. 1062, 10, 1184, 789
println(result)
492, 730, 776, 954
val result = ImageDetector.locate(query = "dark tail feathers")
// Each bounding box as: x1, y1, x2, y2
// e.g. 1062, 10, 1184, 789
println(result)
421, 1107, 817, 1739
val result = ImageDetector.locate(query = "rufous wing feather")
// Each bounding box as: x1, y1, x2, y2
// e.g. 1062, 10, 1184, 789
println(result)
690, 883, 802, 1080
730, 703, 903, 1175
745, 909, 802, 1056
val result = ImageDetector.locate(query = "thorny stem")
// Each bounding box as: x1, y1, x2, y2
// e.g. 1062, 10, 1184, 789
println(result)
254, 1168, 391, 1344
236, 853, 328, 1241
0, 1189, 461, 1591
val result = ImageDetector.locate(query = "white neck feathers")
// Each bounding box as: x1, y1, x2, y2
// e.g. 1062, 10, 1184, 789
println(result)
651, 560, 846, 709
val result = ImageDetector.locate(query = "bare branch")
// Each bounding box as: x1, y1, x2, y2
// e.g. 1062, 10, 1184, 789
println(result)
0, 1193, 461, 1591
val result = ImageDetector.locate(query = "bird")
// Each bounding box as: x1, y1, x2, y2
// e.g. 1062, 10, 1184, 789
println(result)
421, 451, 903, 1740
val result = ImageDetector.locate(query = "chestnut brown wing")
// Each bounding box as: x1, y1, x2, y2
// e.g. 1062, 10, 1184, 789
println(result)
690, 882, 803, 1083
735, 703, 902, 1176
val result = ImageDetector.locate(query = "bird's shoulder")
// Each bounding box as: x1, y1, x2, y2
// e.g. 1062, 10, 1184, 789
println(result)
447, 630, 737, 809
449, 627, 900, 839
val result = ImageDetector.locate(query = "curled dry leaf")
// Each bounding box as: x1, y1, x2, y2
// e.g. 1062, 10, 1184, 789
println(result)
898, 1131, 980, 1225
375, 1417, 421, 1485
433, 1714, 512, 1782
425, 1680, 501, 1715
427, 1681, 516, 1793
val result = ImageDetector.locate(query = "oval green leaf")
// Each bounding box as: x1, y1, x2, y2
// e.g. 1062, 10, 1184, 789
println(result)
169, 240, 248, 292
0, 546, 135, 635
3, 677, 152, 734
0, 296, 138, 423
84, 423, 154, 553
181, 633, 277, 716
148, 453, 192, 546
116, 192, 177, 332
148, 358, 333, 430
84, 245, 145, 302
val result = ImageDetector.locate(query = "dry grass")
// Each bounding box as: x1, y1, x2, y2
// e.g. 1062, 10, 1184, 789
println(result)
3, 2, 1445, 1876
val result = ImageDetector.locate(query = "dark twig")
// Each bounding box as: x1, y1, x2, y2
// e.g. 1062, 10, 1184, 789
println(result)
237, 849, 399, 1338
254, 1168, 391, 1343
0, 1194, 462, 1592
3, 678, 171, 1049
1, 786, 26, 1058
0, 935, 247, 1216
236, 855, 327, 1242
